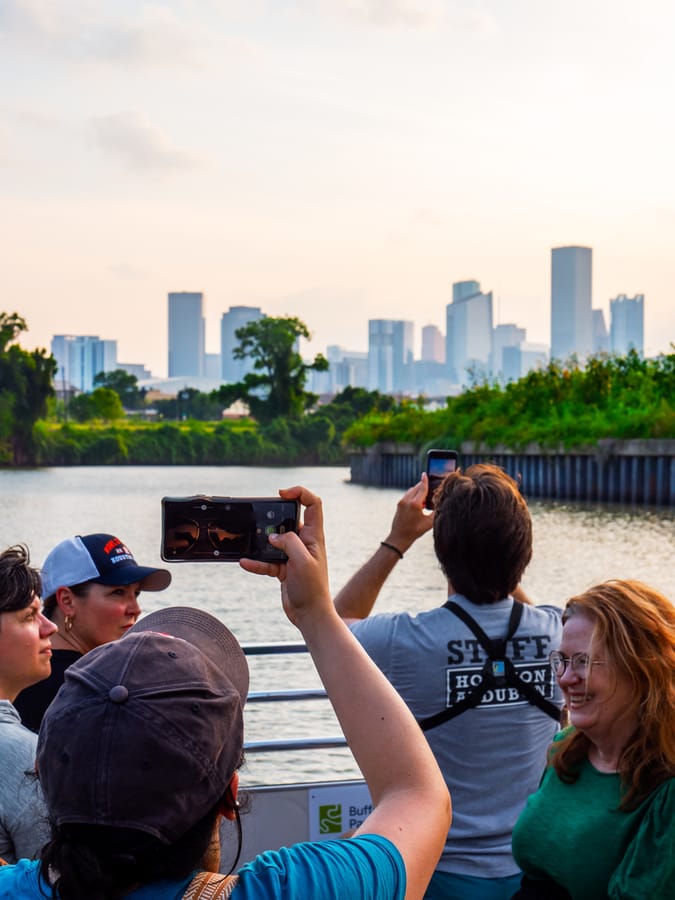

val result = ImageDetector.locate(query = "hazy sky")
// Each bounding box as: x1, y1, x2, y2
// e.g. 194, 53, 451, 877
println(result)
2, 0, 674, 377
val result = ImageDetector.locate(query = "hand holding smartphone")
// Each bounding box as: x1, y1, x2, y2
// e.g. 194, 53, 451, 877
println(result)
161, 496, 300, 562
425, 450, 459, 510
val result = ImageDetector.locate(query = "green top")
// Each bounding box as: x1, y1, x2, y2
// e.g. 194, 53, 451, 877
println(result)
512, 742, 675, 900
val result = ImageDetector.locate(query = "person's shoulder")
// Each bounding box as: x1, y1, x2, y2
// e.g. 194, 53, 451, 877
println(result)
522, 603, 563, 626
0, 703, 38, 751
350, 606, 443, 636
0, 858, 43, 896
238, 835, 405, 897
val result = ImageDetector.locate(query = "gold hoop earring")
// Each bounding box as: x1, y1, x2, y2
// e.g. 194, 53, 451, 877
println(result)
64, 615, 73, 633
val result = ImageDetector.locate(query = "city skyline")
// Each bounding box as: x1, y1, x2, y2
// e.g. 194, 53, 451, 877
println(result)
51, 265, 646, 396
3, 1, 674, 376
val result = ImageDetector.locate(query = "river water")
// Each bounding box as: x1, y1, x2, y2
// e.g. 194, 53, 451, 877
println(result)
1, 465, 673, 785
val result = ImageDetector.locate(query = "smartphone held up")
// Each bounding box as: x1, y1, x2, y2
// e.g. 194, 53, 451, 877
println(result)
161, 495, 300, 563
425, 450, 459, 510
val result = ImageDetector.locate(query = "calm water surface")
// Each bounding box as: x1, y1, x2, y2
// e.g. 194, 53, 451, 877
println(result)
1, 466, 673, 785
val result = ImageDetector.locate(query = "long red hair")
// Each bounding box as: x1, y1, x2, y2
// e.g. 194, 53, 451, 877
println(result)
551, 580, 675, 810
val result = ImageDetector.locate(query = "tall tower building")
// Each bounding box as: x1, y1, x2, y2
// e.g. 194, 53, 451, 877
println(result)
168, 292, 205, 378
51, 335, 118, 392
421, 324, 445, 363
493, 324, 527, 382
610, 294, 644, 355
220, 306, 264, 383
592, 309, 609, 354
368, 319, 414, 394
445, 281, 493, 386
550, 246, 593, 361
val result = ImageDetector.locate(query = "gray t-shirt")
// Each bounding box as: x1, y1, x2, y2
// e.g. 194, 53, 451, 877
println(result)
350, 595, 563, 878
0, 700, 50, 863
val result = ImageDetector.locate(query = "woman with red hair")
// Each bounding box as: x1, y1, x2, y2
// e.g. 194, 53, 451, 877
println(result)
512, 580, 675, 899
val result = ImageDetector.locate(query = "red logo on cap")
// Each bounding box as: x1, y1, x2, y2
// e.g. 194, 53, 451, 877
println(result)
104, 537, 123, 556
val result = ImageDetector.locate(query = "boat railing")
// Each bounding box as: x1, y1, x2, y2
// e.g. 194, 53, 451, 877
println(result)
242, 641, 348, 754
217, 642, 369, 869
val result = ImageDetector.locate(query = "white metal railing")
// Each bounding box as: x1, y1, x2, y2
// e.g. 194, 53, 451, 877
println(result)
242, 642, 347, 754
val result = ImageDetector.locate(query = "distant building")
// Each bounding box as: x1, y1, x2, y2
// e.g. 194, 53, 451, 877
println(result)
610, 294, 644, 355
168, 292, 205, 378
492, 324, 527, 382
308, 345, 368, 395
220, 306, 264, 383
502, 342, 549, 383
51, 335, 118, 393
592, 309, 610, 354
421, 324, 445, 363
203, 352, 221, 380
368, 320, 414, 394
118, 362, 153, 381
550, 246, 593, 362
445, 281, 493, 386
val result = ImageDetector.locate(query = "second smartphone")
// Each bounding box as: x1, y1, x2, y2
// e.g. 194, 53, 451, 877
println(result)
425, 449, 459, 509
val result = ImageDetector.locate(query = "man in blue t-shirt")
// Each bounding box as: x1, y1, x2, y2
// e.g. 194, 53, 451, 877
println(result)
335, 464, 564, 900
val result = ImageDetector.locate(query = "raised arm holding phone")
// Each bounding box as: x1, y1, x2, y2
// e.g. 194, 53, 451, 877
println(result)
0, 486, 450, 900
334, 464, 563, 900
240, 485, 452, 900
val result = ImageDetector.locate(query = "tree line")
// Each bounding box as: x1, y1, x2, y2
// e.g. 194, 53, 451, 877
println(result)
1, 309, 672, 467
344, 350, 675, 451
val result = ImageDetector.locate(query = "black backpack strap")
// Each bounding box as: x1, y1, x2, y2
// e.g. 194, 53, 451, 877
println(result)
502, 656, 562, 722
418, 601, 560, 731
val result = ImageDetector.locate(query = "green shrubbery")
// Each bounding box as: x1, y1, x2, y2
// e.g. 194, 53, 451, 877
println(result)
344, 351, 675, 451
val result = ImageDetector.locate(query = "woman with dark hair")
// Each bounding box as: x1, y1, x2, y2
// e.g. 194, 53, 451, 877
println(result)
511, 579, 675, 899
14, 533, 171, 732
0, 486, 451, 900
0, 545, 57, 862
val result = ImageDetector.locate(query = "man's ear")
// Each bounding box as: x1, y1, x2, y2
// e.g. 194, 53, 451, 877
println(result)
220, 771, 240, 821
55, 586, 76, 616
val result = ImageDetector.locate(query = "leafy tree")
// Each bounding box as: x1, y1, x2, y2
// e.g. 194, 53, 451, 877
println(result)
154, 388, 224, 421
0, 312, 56, 465
93, 369, 146, 410
213, 316, 329, 424
68, 388, 125, 422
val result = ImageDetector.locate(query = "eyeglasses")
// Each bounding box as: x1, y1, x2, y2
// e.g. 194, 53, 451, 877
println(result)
165, 520, 248, 555
549, 651, 605, 678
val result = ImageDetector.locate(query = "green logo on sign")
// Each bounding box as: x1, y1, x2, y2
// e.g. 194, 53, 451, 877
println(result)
319, 804, 342, 834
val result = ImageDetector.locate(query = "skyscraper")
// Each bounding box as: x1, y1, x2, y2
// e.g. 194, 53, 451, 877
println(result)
610, 294, 644, 355
51, 335, 118, 392
220, 306, 263, 383
492, 324, 527, 382
421, 324, 445, 363
368, 319, 414, 393
168, 292, 205, 378
445, 281, 493, 386
550, 246, 593, 361
592, 309, 610, 354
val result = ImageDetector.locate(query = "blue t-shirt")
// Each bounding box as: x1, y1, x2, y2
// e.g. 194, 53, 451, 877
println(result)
0, 834, 405, 900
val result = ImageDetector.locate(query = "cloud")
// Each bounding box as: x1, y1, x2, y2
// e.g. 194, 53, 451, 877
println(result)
311, 0, 498, 32
321, 0, 444, 28
0, 0, 235, 70
89, 112, 202, 173
447, 8, 498, 35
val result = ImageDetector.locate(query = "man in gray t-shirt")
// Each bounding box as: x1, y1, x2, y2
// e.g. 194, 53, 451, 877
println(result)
335, 464, 563, 900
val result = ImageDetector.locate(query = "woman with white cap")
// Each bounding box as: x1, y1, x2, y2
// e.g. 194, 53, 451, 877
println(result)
14, 533, 171, 733
0, 486, 451, 900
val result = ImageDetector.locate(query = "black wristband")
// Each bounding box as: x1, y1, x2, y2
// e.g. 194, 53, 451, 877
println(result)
380, 541, 404, 560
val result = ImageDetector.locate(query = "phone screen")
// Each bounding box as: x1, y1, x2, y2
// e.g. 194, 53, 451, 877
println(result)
161, 496, 299, 562
426, 451, 458, 509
